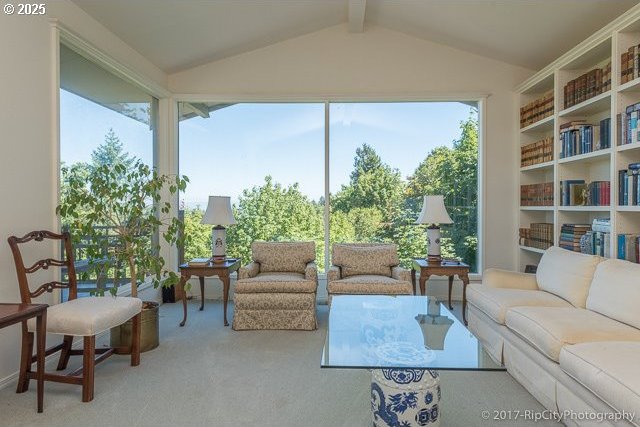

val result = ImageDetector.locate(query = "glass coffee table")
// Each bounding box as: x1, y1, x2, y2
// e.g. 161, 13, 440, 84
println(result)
321, 295, 504, 427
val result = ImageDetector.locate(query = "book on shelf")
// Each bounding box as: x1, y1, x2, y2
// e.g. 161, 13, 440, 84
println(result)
519, 223, 553, 250
563, 60, 611, 109
520, 91, 554, 128
559, 119, 610, 159
559, 224, 591, 252
618, 163, 640, 206
521, 136, 553, 167
617, 234, 640, 263
560, 180, 610, 206
188, 257, 211, 266
621, 44, 640, 85
616, 102, 640, 146
520, 182, 554, 206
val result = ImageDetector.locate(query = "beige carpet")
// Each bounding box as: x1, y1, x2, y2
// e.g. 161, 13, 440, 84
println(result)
0, 301, 558, 427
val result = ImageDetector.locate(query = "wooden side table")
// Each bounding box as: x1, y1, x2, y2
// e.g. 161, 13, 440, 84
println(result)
0, 303, 47, 412
177, 259, 241, 327
411, 259, 471, 325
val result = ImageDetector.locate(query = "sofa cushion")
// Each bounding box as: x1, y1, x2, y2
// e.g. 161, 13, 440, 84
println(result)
235, 272, 316, 294
467, 284, 571, 325
251, 241, 315, 273
327, 275, 412, 295
505, 306, 640, 362
560, 342, 640, 423
27, 297, 142, 337
587, 259, 640, 330
536, 246, 602, 308
332, 243, 399, 277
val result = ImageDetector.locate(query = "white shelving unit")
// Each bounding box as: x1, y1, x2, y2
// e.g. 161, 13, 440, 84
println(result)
515, 6, 640, 271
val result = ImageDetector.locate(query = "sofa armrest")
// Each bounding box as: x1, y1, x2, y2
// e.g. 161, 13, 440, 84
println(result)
483, 268, 538, 290
305, 261, 318, 281
238, 262, 260, 280
391, 266, 411, 283
327, 265, 341, 282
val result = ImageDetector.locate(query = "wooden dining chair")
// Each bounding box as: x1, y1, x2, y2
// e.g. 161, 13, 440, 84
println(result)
7, 230, 142, 402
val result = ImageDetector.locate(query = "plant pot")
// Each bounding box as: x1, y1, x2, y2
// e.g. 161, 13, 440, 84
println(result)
110, 301, 159, 353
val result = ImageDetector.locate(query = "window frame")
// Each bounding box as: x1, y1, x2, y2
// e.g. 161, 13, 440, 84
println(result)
174, 96, 486, 279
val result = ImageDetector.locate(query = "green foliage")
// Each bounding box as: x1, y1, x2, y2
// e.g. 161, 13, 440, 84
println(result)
57, 159, 189, 297
182, 207, 211, 261
90, 128, 136, 171
226, 176, 325, 269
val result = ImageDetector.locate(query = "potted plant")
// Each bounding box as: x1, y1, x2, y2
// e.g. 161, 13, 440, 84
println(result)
57, 160, 188, 352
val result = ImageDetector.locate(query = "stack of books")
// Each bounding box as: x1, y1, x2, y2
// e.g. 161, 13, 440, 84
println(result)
559, 119, 610, 159
520, 91, 554, 128
617, 234, 640, 263
621, 44, 640, 84
519, 223, 554, 250
618, 162, 640, 205
559, 180, 610, 206
581, 218, 611, 258
188, 258, 210, 267
560, 224, 591, 252
521, 136, 553, 167
520, 182, 554, 206
563, 61, 611, 109
616, 102, 640, 146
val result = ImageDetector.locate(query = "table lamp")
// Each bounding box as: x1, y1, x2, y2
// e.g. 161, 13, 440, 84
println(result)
416, 195, 453, 264
201, 196, 236, 263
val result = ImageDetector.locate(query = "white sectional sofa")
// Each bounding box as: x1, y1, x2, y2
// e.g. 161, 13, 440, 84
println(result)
467, 246, 640, 427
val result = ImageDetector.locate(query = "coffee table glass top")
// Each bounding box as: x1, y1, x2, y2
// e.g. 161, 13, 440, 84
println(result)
321, 295, 504, 371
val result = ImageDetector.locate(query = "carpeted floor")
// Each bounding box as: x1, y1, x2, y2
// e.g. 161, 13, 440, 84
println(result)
0, 301, 558, 427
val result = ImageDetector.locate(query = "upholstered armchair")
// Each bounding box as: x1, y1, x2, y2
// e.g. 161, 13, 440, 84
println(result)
327, 243, 413, 304
232, 241, 318, 330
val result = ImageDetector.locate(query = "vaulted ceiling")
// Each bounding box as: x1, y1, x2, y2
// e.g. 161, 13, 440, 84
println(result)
72, 0, 639, 74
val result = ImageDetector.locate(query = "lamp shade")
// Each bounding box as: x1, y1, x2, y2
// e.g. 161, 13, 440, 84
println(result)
201, 196, 236, 226
416, 195, 453, 225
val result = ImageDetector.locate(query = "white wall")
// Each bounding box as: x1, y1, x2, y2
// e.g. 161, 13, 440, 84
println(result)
0, 0, 167, 386
169, 23, 533, 285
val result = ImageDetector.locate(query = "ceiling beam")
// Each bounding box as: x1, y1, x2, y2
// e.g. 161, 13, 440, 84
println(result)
348, 0, 366, 33
183, 102, 210, 119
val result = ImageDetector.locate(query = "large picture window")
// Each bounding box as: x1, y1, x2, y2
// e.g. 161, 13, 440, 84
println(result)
59, 43, 158, 298
178, 101, 479, 273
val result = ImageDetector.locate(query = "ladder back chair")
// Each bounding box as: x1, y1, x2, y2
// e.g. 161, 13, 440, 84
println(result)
7, 230, 142, 403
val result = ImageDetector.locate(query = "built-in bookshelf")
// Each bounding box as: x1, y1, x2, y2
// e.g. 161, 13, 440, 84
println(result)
516, 5, 640, 271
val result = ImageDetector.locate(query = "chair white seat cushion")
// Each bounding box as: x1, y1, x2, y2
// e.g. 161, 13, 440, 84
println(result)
467, 284, 571, 325
560, 342, 640, 422
28, 296, 142, 337
505, 306, 640, 362
327, 275, 412, 295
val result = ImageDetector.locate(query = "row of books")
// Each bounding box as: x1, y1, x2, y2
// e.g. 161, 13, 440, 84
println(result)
563, 61, 611, 109
616, 102, 640, 146
618, 163, 640, 205
617, 234, 640, 263
521, 136, 553, 167
520, 91, 553, 128
621, 44, 640, 85
559, 180, 611, 206
519, 223, 553, 250
559, 119, 611, 159
560, 219, 611, 256
520, 182, 554, 206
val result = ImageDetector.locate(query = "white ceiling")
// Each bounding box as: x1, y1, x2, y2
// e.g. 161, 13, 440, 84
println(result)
72, 0, 639, 74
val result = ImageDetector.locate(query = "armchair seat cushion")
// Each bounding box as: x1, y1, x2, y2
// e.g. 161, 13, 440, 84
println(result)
560, 342, 640, 422
28, 296, 142, 337
505, 306, 640, 362
235, 272, 317, 294
467, 284, 571, 325
327, 275, 412, 295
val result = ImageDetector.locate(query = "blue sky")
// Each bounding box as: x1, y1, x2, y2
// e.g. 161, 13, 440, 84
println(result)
179, 102, 474, 208
60, 91, 474, 208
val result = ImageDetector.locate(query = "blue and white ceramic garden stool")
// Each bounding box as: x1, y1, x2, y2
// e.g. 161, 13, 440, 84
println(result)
371, 368, 441, 427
